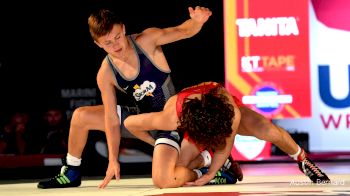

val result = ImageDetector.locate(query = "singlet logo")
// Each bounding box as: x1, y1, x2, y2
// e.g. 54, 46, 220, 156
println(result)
133, 80, 156, 101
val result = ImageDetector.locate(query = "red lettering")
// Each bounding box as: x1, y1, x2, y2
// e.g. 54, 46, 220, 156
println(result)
320, 114, 342, 129
347, 114, 350, 129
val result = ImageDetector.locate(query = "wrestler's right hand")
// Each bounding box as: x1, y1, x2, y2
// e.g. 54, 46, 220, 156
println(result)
99, 159, 120, 188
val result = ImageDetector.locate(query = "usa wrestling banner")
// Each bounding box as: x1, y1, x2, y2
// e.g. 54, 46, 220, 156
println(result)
275, 0, 350, 152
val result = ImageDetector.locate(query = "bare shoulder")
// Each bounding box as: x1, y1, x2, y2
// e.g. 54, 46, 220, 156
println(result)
140, 27, 162, 37
162, 95, 179, 130
96, 59, 114, 87
164, 95, 178, 110
135, 28, 162, 45
96, 59, 108, 78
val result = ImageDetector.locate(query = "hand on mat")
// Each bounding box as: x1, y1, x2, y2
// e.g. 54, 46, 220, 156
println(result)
184, 173, 213, 186
99, 160, 120, 188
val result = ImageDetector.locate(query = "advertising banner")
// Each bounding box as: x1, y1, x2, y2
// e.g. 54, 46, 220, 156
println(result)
275, 0, 350, 152
223, 0, 310, 160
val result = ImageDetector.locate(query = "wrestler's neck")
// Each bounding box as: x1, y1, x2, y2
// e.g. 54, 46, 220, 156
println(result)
111, 41, 137, 67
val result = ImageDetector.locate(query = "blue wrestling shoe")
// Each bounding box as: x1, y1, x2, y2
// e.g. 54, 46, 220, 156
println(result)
199, 167, 237, 185
37, 163, 81, 189
222, 155, 243, 181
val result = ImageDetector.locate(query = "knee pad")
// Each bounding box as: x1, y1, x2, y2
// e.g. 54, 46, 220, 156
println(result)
155, 131, 181, 153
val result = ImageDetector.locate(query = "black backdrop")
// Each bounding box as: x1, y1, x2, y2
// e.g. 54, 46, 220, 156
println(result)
0, 0, 224, 118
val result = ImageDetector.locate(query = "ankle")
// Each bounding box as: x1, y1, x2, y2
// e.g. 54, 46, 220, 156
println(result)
289, 146, 307, 162
66, 153, 82, 166
297, 149, 307, 162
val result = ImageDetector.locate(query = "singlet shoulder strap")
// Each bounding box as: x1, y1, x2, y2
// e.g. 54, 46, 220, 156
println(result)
128, 35, 143, 54
105, 55, 126, 93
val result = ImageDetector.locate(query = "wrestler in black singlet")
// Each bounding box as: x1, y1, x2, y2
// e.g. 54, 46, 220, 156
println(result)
107, 35, 176, 113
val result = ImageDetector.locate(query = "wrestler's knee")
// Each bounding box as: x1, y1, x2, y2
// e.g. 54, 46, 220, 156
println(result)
71, 106, 92, 127
152, 132, 182, 188
152, 174, 177, 189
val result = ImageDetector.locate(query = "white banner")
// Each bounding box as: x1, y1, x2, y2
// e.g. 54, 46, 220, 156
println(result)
275, 0, 350, 152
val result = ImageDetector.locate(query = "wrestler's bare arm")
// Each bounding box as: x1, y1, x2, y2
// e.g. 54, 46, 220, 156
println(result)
97, 61, 123, 157
124, 96, 178, 141
138, 6, 211, 47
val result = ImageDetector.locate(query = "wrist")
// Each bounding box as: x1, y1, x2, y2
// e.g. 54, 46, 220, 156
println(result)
205, 170, 217, 178
190, 18, 204, 27
108, 153, 119, 162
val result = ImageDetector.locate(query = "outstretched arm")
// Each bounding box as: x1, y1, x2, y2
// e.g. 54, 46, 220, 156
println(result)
140, 6, 212, 46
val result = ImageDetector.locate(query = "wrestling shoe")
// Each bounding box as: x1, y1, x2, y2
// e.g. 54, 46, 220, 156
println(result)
298, 157, 331, 183
37, 164, 81, 189
201, 150, 243, 182
199, 167, 237, 185
222, 155, 243, 181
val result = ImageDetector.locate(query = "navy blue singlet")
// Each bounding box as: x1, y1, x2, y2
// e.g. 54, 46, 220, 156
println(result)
107, 35, 176, 113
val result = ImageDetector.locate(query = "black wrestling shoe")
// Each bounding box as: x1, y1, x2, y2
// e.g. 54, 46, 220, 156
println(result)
298, 157, 331, 184
37, 164, 81, 189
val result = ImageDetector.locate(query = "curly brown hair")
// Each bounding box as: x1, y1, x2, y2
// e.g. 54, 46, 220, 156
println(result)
177, 85, 235, 150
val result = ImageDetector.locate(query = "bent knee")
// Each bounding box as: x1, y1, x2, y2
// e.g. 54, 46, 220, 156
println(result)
72, 106, 89, 123
71, 106, 103, 127
153, 178, 178, 189
152, 171, 180, 188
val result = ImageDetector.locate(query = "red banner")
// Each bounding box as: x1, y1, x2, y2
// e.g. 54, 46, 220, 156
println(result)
224, 0, 311, 119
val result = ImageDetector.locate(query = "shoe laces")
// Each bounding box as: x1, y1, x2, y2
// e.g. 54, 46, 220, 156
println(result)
303, 159, 324, 177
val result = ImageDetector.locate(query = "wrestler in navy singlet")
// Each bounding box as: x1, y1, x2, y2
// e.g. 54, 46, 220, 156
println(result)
107, 35, 176, 113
